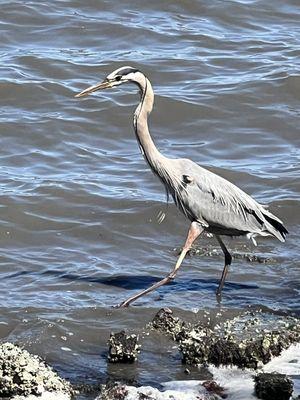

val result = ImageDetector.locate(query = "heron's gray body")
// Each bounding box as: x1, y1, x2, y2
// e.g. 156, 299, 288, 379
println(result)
151, 156, 284, 240
76, 65, 287, 306
131, 70, 286, 243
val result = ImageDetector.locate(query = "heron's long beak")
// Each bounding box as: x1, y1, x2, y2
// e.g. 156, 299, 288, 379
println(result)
75, 79, 112, 98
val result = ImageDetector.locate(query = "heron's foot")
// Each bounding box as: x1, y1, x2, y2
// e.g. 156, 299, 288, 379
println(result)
216, 290, 222, 303
113, 273, 177, 309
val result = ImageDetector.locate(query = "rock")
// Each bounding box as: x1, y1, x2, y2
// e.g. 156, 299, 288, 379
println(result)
98, 381, 129, 400
208, 338, 243, 367
202, 380, 227, 398
254, 372, 293, 400
97, 380, 214, 400
151, 307, 188, 341
181, 321, 300, 368
12, 392, 70, 400
108, 331, 141, 363
0, 342, 72, 398
152, 308, 300, 369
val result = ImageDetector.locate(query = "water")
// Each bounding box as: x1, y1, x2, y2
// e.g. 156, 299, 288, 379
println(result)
0, 0, 299, 391
123, 344, 300, 399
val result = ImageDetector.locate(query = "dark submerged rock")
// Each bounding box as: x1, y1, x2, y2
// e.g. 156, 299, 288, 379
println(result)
254, 372, 293, 400
108, 331, 141, 363
186, 245, 276, 264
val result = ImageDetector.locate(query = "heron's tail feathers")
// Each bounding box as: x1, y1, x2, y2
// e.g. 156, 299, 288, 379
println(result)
262, 210, 288, 242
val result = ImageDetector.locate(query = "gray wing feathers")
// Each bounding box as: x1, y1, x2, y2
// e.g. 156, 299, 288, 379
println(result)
171, 159, 286, 241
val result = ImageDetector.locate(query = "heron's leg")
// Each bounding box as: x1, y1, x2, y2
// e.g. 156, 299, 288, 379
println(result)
116, 222, 204, 308
215, 235, 232, 297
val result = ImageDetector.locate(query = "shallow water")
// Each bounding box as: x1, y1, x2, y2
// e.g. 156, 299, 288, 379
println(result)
0, 0, 299, 389
122, 345, 300, 399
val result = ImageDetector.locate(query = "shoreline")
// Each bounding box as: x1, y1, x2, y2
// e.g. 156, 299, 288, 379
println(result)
1, 307, 299, 399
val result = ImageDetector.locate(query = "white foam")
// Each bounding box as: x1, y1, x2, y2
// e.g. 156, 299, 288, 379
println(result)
209, 365, 256, 399
15, 345, 297, 399
263, 343, 300, 394
124, 382, 207, 400
122, 344, 300, 399
210, 343, 300, 399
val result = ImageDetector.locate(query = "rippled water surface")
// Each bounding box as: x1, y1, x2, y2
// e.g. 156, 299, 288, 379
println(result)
0, 0, 299, 388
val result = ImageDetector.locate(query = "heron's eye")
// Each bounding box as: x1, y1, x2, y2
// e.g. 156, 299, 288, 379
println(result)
115, 76, 122, 81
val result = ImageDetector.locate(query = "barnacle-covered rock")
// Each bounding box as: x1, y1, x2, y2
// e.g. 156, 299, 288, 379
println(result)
0, 342, 72, 398
96, 380, 217, 400
181, 316, 300, 368
152, 308, 300, 369
254, 372, 293, 400
98, 381, 129, 400
151, 307, 189, 341
108, 331, 141, 363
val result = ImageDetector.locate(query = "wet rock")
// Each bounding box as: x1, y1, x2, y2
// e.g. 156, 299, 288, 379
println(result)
108, 331, 141, 363
12, 393, 70, 400
254, 372, 293, 400
0, 342, 72, 398
97, 380, 213, 400
207, 338, 243, 367
152, 309, 300, 369
98, 381, 128, 400
202, 380, 227, 398
151, 307, 188, 341
181, 318, 300, 368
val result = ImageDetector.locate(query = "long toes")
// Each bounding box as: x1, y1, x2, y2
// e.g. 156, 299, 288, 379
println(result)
216, 293, 222, 304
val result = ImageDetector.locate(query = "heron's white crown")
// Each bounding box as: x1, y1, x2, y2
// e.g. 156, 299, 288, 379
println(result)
106, 66, 141, 85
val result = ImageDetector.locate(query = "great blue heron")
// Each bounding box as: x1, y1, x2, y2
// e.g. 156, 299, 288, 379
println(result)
76, 66, 288, 307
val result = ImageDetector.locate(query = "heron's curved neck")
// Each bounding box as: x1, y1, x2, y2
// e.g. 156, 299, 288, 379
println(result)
133, 76, 164, 170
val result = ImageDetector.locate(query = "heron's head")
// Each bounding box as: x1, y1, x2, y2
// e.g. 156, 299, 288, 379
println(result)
75, 66, 140, 98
